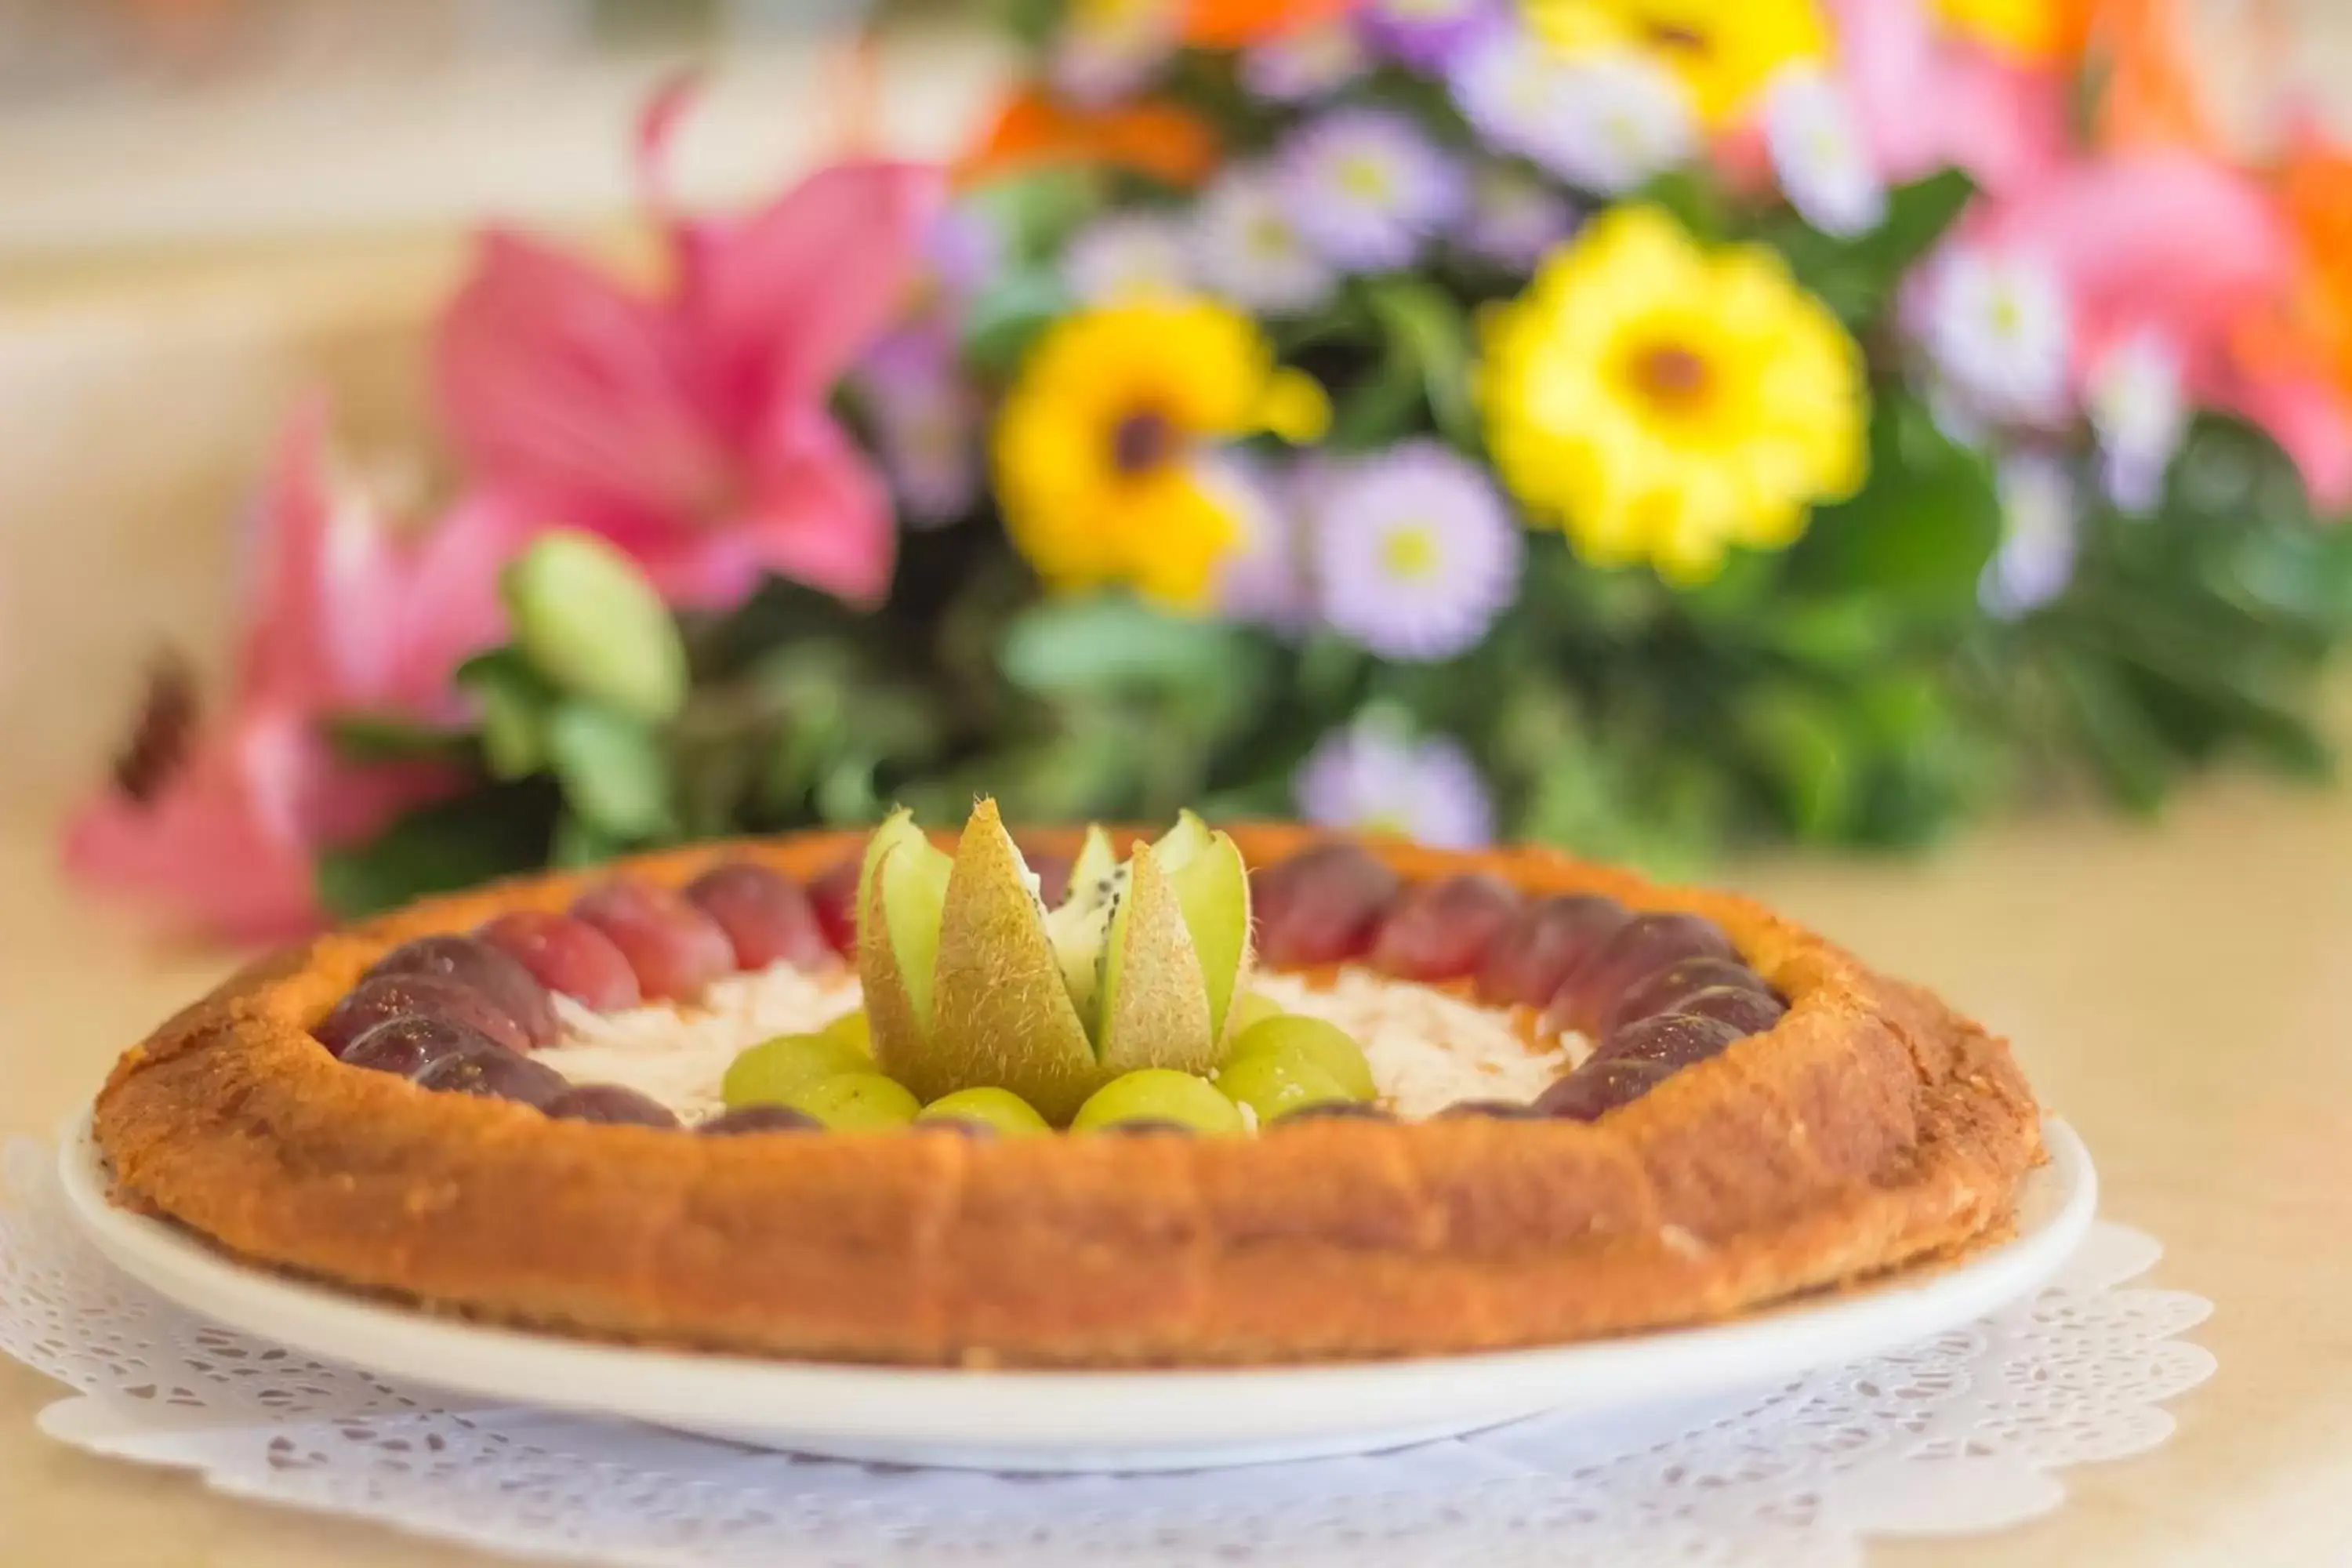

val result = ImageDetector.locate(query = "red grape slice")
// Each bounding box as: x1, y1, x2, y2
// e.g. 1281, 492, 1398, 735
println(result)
1475, 895, 1632, 1007
412, 1039, 571, 1106
808, 857, 862, 956
1434, 1098, 1551, 1120
1369, 873, 1523, 982
317, 974, 530, 1057
1664, 985, 1786, 1037
365, 935, 560, 1047
1535, 1058, 1674, 1121
478, 911, 641, 1011
543, 1083, 680, 1127
1599, 956, 1771, 1039
572, 880, 735, 1001
1592, 1011, 1744, 1070
340, 1014, 507, 1076
1543, 913, 1735, 1037
1252, 844, 1403, 967
685, 862, 828, 971
700, 1105, 825, 1136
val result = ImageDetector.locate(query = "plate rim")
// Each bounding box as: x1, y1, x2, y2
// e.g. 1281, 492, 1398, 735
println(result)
55, 1108, 2095, 1452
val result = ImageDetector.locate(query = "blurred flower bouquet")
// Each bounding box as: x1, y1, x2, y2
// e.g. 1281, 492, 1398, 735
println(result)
67, 0, 2352, 936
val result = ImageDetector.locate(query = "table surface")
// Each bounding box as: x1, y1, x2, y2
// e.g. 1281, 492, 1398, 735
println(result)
2, 781, 2348, 1566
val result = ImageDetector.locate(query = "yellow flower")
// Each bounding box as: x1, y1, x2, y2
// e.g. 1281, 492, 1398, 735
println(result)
1933, 0, 2089, 64
1476, 205, 1867, 583
1523, 0, 1828, 126
993, 297, 1328, 607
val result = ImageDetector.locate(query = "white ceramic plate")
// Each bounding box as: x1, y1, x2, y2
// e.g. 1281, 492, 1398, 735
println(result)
59, 1112, 2094, 1472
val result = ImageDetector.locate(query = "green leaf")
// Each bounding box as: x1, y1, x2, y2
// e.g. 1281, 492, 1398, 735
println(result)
1865, 169, 1976, 278
1360, 278, 1479, 448
550, 811, 624, 869
961, 270, 1073, 376
1000, 594, 1262, 695
2049, 653, 2172, 812
456, 649, 557, 780
543, 704, 676, 840
1737, 684, 1857, 840
317, 782, 557, 919
323, 712, 474, 764
1788, 394, 2001, 620
1635, 169, 1729, 245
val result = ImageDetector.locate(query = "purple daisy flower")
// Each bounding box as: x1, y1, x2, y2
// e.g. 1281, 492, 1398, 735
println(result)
1358, 0, 1501, 73
1063, 213, 1194, 303
851, 327, 982, 525
1192, 163, 1337, 315
1279, 107, 1461, 272
1296, 719, 1497, 849
1454, 162, 1578, 269
1241, 15, 1370, 102
1312, 441, 1522, 661
1447, 27, 1695, 194
917, 204, 1001, 314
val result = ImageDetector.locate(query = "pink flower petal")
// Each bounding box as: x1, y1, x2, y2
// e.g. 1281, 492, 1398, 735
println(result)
238, 401, 411, 709
388, 488, 553, 712
2210, 369, 2352, 510
438, 230, 728, 530
62, 706, 452, 942
684, 161, 946, 413
1978, 154, 2294, 355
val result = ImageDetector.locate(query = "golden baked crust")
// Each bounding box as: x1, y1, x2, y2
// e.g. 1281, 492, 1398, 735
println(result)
93, 826, 2042, 1367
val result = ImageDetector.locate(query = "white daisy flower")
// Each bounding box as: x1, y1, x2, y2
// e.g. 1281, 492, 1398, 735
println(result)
1918, 246, 2074, 426
1981, 452, 2078, 618
1450, 30, 1696, 194
1763, 67, 1886, 238
2086, 328, 2188, 514
1062, 213, 1194, 304
1192, 162, 1338, 314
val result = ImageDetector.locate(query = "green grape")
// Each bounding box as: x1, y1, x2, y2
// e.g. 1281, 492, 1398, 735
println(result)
820, 1009, 873, 1058
1225, 990, 1286, 1037
1214, 1047, 1350, 1124
916, 1087, 1051, 1137
721, 1032, 873, 1109
1222, 1014, 1377, 1102
1071, 1069, 1244, 1135
782, 1071, 922, 1131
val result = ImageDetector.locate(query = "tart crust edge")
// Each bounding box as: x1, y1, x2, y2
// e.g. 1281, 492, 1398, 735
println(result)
93, 824, 2044, 1367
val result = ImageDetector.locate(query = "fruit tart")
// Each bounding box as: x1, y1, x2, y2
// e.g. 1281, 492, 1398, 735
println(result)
93, 801, 2042, 1367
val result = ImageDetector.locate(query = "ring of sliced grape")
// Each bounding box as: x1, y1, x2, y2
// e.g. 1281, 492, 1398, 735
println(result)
98, 818, 2045, 1370
307, 837, 1787, 1133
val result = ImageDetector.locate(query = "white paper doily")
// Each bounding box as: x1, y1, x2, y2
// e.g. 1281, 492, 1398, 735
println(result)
1, 1138, 2214, 1566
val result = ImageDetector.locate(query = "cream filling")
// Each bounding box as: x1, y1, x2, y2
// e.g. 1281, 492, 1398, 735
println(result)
537, 963, 1584, 1124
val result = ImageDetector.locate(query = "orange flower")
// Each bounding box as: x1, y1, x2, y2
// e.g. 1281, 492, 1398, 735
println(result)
2252, 139, 2352, 401
2089, 0, 2222, 154
1183, 0, 1360, 48
956, 86, 1221, 190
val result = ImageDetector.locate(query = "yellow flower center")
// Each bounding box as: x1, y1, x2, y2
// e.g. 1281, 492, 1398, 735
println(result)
1110, 408, 1180, 476
1381, 524, 1443, 582
1339, 154, 1395, 203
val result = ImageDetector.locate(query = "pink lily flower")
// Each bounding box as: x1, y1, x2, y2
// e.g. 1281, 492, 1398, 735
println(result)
436, 148, 945, 612
1969, 152, 2352, 507
64, 405, 523, 941
1824, 0, 2070, 197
